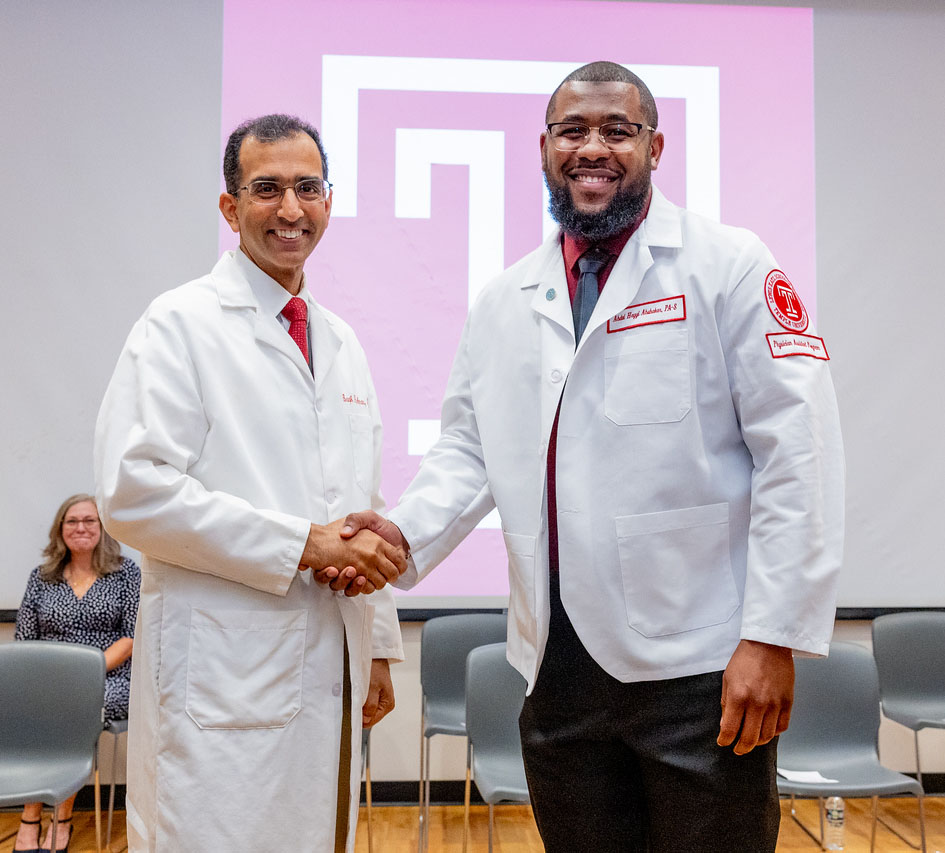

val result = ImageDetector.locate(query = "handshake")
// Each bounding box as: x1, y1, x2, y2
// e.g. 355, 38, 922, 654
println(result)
299, 511, 408, 596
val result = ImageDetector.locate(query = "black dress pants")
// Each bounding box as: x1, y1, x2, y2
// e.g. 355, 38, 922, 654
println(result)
519, 603, 780, 853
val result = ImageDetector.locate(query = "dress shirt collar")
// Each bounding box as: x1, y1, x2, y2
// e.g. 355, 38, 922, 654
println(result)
231, 248, 316, 320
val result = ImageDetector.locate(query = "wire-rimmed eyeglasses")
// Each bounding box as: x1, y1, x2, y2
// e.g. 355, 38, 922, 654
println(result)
546, 122, 655, 152
236, 178, 333, 206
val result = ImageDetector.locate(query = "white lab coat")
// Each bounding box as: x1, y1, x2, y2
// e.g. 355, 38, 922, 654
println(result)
391, 188, 844, 691
94, 250, 403, 852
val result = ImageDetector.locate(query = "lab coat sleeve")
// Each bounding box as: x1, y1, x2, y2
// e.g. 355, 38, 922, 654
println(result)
94, 307, 308, 597
720, 239, 844, 656
389, 314, 496, 588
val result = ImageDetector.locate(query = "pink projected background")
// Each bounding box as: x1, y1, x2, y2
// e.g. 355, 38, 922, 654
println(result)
220, 0, 815, 606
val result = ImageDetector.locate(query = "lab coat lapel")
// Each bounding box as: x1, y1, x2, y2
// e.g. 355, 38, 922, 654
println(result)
576, 188, 684, 353
212, 252, 316, 387
260, 315, 316, 385
526, 231, 574, 338
522, 232, 578, 445
308, 302, 342, 390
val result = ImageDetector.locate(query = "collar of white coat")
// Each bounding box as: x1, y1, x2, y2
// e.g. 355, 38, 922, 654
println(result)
218, 248, 319, 320
212, 250, 343, 386
518, 186, 683, 291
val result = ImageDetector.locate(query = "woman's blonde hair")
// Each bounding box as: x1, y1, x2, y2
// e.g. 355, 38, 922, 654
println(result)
39, 493, 122, 583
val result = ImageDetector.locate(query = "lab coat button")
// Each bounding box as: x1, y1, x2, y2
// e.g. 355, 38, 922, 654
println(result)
332, 683, 342, 697
550, 369, 563, 383
326, 490, 337, 503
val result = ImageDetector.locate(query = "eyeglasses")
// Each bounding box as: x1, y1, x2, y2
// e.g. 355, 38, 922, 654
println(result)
546, 122, 655, 152
236, 178, 333, 206
63, 517, 100, 528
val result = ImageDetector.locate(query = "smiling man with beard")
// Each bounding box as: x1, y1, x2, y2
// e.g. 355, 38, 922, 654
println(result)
94, 114, 406, 852
337, 62, 844, 851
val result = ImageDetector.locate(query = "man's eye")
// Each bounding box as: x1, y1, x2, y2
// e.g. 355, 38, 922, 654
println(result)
251, 182, 279, 197
559, 125, 587, 138
603, 125, 634, 139
296, 181, 321, 198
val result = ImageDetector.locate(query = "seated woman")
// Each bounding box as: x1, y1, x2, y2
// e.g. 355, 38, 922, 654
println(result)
12, 493, 140, 853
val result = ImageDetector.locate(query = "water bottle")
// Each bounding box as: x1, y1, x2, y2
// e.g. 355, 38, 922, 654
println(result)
824, 796, 844, 850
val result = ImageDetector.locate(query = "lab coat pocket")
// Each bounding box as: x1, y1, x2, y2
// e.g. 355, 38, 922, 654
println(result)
603, 327, 690, 424
615, 503, 739, 637
185, 608, 307, 729
503, 532, 537, 647
348, 414, 373, 492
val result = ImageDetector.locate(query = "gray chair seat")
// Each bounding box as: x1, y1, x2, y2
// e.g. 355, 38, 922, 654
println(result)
422, 697, 465, 738
778, 758, 923, 799
0, 754, 98, 806
880, 700, 945, 730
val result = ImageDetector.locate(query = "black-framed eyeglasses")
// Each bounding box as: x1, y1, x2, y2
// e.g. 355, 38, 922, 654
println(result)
236, 178, 333, 205
546, 122, 655, 152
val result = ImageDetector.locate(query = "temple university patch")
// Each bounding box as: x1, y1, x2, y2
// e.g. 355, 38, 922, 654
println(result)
764, 269, 808, 332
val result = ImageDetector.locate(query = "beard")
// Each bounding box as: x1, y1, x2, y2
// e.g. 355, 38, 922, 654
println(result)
544, 172, 650, 242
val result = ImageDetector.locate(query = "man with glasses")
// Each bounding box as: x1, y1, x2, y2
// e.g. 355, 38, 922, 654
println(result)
95, 114, 405, 853
338, 63, 844, 850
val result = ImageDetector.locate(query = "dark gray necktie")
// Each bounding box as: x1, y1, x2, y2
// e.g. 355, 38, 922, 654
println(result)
573, 249, 609, 344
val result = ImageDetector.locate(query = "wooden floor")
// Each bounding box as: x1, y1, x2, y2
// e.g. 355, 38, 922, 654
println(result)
1, 797, 942, 852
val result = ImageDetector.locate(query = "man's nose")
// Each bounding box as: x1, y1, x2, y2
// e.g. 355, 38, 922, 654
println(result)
577, 127, 610, 157
277, 188, 304, 221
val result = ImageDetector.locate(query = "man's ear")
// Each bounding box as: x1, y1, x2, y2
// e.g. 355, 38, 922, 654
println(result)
649, 131, 665, 171
219, 192, 240, 234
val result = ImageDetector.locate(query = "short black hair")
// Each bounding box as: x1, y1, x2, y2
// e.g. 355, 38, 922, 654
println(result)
546, 61, 659, 129
222, 114, 329, 194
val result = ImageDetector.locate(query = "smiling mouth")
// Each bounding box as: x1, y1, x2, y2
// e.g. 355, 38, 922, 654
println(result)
569, 173, 617, 186
571, 175, 617, 184
273, 229, 305, 239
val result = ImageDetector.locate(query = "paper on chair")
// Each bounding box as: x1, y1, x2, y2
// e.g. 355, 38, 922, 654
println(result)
777, 768, 839, 784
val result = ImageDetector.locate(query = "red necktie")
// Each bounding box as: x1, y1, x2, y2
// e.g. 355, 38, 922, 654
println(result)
281, 297, 308, 362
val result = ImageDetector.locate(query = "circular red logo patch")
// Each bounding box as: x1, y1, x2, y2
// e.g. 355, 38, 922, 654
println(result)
764, 270, 808, 332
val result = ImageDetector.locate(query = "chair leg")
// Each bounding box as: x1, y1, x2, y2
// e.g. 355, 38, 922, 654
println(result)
365, 735, 373, 853
424, 733, 433, 853
462, 741, 472, 853
50, 809, 60, 853
915, 729, 923, 790
875, 796, 924, 850
786, 794, 825, 849
871, 795, 878, 853
418, 702, 425, 853
107, 730, 119, 850
93, 740, 103, 853
488, 803, 494, 853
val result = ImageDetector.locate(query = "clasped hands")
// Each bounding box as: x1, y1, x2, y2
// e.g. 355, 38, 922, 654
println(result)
299, 513, 408, 596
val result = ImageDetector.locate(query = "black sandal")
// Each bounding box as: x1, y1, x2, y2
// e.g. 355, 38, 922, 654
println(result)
13, 817, 42, 853
39, 816, 72, 853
